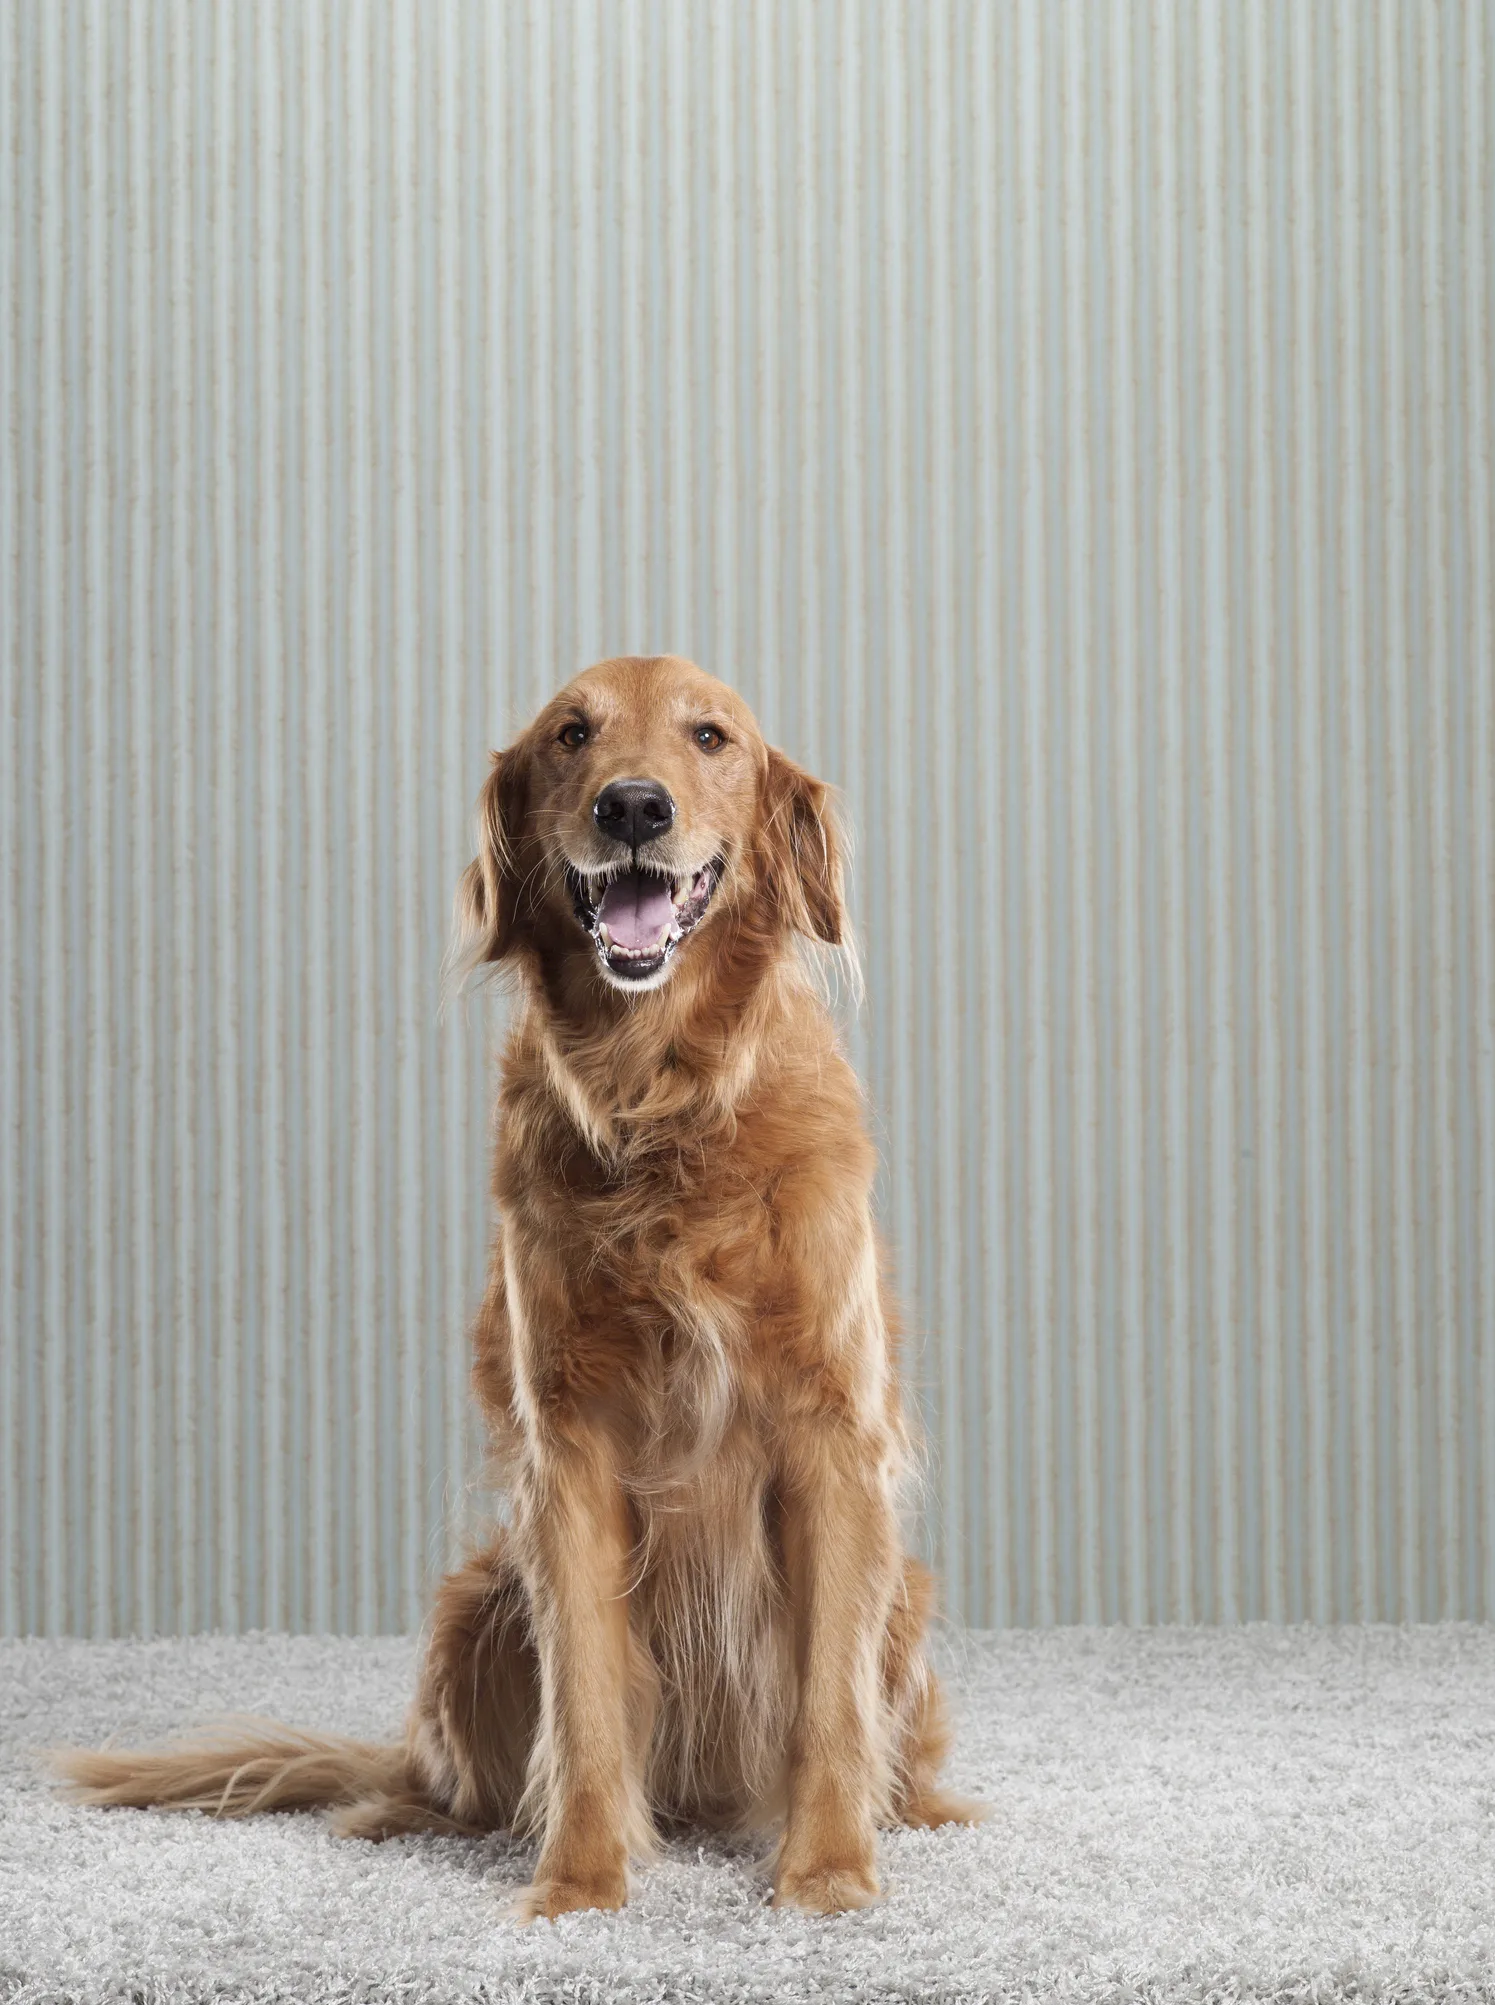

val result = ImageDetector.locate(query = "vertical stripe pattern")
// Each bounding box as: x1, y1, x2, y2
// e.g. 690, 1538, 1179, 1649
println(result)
1, 0, 1492, 1634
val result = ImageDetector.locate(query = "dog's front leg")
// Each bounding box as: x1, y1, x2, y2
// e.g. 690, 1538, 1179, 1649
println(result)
774, 1419, 900, 1914
512, 1431, 642, 1921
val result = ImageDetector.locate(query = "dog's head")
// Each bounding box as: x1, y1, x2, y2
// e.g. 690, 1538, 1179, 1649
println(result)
451, 656, 846, 997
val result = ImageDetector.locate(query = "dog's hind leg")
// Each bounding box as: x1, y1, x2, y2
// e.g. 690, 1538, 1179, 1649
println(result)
882, 1558, 987, 1831
54, 1532, 540, 1843
337, 1531, 540, 1839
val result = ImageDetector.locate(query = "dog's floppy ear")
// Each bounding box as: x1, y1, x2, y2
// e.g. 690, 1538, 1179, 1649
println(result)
450, 743, 530, 969
760, 746, 847, 947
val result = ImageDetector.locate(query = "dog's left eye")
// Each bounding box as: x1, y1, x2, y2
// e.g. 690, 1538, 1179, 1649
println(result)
694, 725, 725, 752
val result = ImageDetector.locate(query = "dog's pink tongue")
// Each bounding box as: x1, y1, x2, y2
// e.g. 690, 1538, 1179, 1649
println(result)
597, 871, 674, 951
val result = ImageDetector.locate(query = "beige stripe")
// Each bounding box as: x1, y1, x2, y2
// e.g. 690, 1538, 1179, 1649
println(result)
1467, 0, 1495, 1621
0, 0, 21, 1637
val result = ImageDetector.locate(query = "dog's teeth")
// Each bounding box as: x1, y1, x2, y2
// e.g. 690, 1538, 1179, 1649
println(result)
598, 922, 613, 948
673, 879, 689, 908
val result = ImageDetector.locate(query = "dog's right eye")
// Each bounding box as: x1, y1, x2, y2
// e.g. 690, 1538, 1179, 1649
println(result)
558, 720, 590, 749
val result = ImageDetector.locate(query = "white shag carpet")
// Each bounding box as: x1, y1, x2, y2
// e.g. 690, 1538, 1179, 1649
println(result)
3, 1626, 1495, 2004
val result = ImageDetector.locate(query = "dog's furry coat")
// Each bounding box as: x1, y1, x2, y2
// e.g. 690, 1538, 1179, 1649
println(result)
55, 657, 979, 1916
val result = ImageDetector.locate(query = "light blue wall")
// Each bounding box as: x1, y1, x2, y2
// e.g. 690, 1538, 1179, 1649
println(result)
3, 1, 1492, 1634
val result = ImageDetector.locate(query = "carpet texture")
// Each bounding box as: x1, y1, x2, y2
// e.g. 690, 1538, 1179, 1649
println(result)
3, 1625, 1495, 2004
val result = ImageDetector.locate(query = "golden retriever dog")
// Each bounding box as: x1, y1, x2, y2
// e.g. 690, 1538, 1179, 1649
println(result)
55, 654, 980, 1917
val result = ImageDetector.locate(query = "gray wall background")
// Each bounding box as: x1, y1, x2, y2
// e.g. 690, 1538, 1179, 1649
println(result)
3, 1, 1493, 1636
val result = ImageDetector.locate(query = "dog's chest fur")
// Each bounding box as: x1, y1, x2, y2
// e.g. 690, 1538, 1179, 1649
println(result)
625, 1424, 794, 1821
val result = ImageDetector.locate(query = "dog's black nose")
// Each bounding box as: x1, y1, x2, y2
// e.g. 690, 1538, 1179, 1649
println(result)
593, 777, 675, 849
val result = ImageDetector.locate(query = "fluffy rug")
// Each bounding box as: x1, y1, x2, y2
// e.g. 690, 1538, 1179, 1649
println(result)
3, 1624, 1494, 2004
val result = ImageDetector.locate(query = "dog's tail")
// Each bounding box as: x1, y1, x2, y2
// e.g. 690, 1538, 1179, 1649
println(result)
48, 1719, 459, 1837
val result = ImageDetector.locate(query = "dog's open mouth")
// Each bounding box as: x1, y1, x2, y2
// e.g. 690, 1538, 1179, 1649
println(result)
566, 860, 722, 982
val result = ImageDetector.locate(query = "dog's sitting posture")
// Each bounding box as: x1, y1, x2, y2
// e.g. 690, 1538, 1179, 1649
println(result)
56, 656, 980, 1917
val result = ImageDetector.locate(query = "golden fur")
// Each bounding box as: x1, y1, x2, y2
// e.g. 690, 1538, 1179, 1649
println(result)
53, 655, 981, 1917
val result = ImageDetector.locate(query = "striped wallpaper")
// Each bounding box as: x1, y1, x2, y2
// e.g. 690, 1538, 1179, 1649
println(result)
2, 2, 1492, 1636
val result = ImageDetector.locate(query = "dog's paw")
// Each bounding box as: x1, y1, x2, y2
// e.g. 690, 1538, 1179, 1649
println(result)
898, 1787, 989, 1830
772, 1858, 881, 1914
507, 1871, 629, 1923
